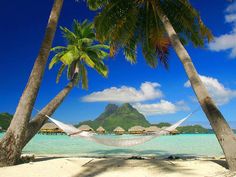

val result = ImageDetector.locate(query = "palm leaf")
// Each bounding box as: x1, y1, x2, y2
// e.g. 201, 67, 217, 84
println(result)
50, 19, 109, 89
79, 62, 88, 89
60, 51, 75, 65
89, 0, 213, 69
49, 53, 62, 69
50, 46, 67, 52
81, 53, 96, 68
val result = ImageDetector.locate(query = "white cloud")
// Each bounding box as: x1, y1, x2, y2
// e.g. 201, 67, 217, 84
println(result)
225, 14, 236, 23
226, 2, 236, 13
208, 34, 236, 58
208, 2, 236, 58
83, 82, 190, 116
82, 82, 163, 103
184, 75, 236, 105
133, 100, 189, 116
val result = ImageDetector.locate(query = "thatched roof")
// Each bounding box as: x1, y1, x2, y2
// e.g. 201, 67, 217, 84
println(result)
128, 126, 145, 132
96, 126, 105, 132
41, 122, 59, 130
113, 126, 125, 132
145, 126, 161, 132
78, 125, 94, 131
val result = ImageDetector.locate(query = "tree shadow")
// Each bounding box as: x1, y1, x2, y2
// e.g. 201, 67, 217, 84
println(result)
71, 157, 201, 177
87, 149, 198, 159
210, 159, 228, 169
32, 156, 66, 163
20, 152, 228, 177
87, 148, 166, 157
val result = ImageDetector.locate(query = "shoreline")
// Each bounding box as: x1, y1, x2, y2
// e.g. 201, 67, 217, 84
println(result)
1, 155, 235, 177
21, 153, 226, 160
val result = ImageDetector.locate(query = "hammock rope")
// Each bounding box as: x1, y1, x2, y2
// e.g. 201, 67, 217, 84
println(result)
33, 107, 198, 147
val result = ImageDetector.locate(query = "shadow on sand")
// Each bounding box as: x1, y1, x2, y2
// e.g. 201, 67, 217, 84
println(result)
32, 156, 66, 162
210, 159, 228, 169
69, 157, 199, 177
28, 149, 229, 177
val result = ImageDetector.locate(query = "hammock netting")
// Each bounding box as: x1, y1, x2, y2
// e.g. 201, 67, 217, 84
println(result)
42, 111, 194, 147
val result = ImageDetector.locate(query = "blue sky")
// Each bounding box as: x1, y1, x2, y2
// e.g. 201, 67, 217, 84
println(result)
0, 0, 236, 128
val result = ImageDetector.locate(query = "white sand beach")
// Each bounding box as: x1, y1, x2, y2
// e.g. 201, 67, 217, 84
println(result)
0, 156, 235, 177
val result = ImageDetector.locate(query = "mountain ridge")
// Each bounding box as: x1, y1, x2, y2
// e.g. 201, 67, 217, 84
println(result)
77, 103, 150, 132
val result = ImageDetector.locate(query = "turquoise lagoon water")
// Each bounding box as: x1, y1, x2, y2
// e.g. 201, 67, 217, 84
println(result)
0, 133, 223, 157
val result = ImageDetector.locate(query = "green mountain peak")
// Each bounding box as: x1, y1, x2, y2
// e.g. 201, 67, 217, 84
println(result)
105, 103, 119, 113
77, 103, 150, 132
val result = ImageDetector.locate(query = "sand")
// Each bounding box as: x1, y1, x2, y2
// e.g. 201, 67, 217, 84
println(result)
0, 156, 235, 177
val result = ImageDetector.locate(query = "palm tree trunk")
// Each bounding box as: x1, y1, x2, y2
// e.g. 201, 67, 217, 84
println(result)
158, 12, 236, 171
0, 0, 64, 167
22, 81, 74, 148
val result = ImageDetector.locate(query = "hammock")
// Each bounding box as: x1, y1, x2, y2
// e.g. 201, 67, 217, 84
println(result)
35, 108, 196, 147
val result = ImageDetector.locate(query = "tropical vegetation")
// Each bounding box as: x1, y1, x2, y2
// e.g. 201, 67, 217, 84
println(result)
78, 103, 210, 134
153, 122, 171, 128
0, 110, 218, 135
0, 9, 109, 167
0, 0, 64, 167
87, 0, 236, 170
49, 19, 109, 88
177, 125, 208, 134
1, 0, 236, 171
22, 20, 109, 149
78, 103, 150, 132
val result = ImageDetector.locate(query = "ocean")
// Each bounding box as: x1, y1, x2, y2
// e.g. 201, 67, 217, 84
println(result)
0, 133, 223, 157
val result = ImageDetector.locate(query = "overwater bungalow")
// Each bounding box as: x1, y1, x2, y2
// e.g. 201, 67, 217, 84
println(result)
128, 126, 145, 134
113, 126, 125, 135
96, 126, 106, 134
78, 125, 94, 132
145, 126, 161, 134
40, 122, 64, 135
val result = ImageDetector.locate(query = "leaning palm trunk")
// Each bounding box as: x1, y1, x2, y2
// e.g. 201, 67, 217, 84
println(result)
0, 0, 64, 167
158, 12, 236, 171
22, 81, 74, 148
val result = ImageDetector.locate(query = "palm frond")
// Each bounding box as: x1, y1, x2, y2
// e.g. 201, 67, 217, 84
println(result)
49, 53, 63, 69
50, 46, 67, 53
60, 26, 77, 44
87, 0, 109, 10
50, 19, 109, 88
90, 56, 108, 77
78, 62, 88, 89
90, 0, 212, 70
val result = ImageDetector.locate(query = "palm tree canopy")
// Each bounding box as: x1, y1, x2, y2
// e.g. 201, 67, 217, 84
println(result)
87, 0, 213, 68
49, 19, 110, 89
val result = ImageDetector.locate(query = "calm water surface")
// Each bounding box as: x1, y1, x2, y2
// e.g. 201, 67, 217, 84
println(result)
0, 133, 223, 157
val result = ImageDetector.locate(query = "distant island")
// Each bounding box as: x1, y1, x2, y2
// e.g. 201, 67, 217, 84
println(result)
76, 103, 150, 132
1, 106, 235, 134
77, 103, 211, 134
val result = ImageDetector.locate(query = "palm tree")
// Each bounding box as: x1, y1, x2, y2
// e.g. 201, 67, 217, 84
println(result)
22, 19, 109, 147
50, 20, 109, 87
87, 0, 236, 170
0, 0, 64, 167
